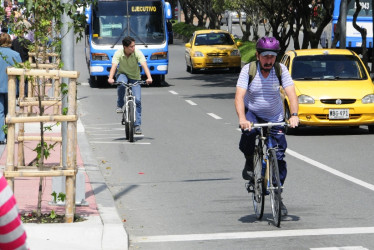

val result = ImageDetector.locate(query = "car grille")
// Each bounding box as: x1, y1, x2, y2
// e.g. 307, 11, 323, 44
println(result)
320, 99, 356, 104
207, 53, 227, 56
315, 114, 361, 119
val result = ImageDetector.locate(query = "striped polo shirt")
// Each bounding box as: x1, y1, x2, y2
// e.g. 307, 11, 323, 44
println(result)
236, 62, 294, 122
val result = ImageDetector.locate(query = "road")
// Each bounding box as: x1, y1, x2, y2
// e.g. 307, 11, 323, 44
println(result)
75, 37, 374, 249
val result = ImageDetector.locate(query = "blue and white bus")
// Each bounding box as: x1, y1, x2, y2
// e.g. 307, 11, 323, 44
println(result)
85, 0, 172, 87
331, 0, 372, 55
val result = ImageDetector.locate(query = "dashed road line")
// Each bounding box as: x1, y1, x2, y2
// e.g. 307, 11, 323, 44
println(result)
169, 90, 178, 95
131, 227, 374, 243
207, 113, 222, 119
185, 100, 197, 106
287, 149, 374, 192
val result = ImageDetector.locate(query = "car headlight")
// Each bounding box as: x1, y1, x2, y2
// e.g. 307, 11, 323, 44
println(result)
298, 95, 315, 104
193, 51, 204, 57
362, 94, 374, 104
230, 50, 240, 56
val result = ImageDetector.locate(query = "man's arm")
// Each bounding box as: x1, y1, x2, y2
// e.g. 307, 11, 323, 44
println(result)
235, 87, 252, 130
140, 61, 153, 84
284, 85, 299, 128
108, 62, 118, 84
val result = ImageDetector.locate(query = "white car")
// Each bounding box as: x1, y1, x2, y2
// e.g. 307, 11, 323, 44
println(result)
220, 10, 246, 25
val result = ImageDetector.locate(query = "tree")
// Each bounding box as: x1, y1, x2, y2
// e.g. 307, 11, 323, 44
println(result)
3, 0, 90, 220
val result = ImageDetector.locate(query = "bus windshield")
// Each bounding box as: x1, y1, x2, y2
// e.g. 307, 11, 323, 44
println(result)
92, 0, 165, 45
347, 0, 372, 17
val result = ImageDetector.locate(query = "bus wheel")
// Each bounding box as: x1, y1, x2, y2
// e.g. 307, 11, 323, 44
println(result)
89, 76, 99, 88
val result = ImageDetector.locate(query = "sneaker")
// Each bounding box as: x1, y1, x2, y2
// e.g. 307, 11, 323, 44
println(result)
134, 126, 142, 135
281, 201, 288, 216
242, 169, 254, 181
116, 107, 123, 113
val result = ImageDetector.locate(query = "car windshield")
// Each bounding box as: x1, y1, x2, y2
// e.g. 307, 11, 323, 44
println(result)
291, 54, 368, 80
194, 33, 234, 46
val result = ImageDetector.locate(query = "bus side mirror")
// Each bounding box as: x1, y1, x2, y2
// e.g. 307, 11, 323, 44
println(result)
85, 6, 91, 24
164, 2, 172, 19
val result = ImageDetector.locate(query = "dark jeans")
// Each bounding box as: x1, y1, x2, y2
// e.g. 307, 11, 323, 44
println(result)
239, 111, 288, 185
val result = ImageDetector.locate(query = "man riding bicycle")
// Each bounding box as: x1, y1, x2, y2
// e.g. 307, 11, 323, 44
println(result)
234, 37, 299, 216
108, 36, 153, 135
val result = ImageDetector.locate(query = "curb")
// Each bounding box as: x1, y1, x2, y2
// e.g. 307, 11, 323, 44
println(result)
77, 131, 128, 250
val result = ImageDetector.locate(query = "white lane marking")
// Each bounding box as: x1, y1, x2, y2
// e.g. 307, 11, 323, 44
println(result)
311, 247, 368, 250
84, 123, 120, 127
90, 141, 151, 144
131, 227, 374, 243
287, 149, 374, 192
207, 113, 222, 120
81, 82, 89, 86
185, 100, 197, 106
169, 90, 178, 95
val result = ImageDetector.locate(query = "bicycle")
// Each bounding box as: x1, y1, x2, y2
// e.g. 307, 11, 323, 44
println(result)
245, 122, 287, 227
115, 80, 145, 142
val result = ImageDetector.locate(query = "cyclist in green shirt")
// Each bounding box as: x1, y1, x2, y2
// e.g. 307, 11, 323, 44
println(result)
108, 36, 152, 134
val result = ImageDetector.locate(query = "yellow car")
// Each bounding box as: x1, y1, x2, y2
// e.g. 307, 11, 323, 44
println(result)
280, 49, 374, 133
185, 29, 241, 73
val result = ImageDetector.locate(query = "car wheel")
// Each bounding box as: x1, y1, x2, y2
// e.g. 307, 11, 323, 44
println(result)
186, 64, 191, 72
190, 60, 197, 74
368, 125, 374, 134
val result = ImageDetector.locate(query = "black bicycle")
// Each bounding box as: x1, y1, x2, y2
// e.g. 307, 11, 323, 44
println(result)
246, 122, 287, 227
115, 80, 145, 142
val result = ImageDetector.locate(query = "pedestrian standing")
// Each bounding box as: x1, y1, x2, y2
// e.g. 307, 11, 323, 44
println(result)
0, 33, 22, 144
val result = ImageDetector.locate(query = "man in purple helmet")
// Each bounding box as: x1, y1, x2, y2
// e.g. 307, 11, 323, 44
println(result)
235, 36, 299, 216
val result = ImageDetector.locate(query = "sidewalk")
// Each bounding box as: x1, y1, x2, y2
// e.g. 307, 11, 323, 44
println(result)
0, 120, 128, 250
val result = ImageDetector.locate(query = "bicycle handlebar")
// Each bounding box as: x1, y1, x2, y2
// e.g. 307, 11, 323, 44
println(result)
251, 122, 288, 128
114, 80, 146, 87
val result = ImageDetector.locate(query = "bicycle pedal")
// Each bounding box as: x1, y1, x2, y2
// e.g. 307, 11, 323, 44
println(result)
245, 182, 255, 193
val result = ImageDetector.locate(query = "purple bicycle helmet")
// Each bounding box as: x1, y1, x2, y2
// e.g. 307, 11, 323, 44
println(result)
256, 37, 280, 56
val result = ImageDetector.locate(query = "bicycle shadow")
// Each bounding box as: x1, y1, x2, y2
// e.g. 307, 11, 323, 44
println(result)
239, 213, 300, 224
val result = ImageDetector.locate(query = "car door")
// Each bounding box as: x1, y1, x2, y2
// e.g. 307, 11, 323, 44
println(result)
185, 34, 194, 66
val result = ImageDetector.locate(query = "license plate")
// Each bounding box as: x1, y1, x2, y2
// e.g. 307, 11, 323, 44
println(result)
212, 58, 223, 63
329, 109, 349, 119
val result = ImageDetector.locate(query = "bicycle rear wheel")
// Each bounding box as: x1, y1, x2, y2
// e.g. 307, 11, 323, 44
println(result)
252, 143, 265, 219
128, 101, 135, 142
268, 148, 282, 227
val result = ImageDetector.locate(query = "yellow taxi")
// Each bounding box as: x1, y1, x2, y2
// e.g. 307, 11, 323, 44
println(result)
280, 49, 374, 133
185, 29, 241, 73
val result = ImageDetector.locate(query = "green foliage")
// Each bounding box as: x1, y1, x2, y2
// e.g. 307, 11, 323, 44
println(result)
33, 141, 56, 160
1, 125, 7, 136
172, 22, 205, 39
51, 191, 66, 204
237, 40, 257, 63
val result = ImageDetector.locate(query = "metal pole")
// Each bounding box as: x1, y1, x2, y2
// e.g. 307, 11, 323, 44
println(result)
228, 13, 232, 34
177, 1, 181, 22
61, 0, 74, 168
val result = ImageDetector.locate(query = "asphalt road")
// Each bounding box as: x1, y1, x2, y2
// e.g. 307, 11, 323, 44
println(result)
75, 37, 374, 250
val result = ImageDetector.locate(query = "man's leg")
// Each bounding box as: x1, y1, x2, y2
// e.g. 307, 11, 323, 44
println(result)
239, 111, 259, 180
116, 74, 128, 111
0, 94, 6, 142
131, 82, 141, 127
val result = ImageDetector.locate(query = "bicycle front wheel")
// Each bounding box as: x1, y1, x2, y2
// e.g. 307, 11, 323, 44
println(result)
252, 143, 265, 220
128, 101, 135, 142
268, 148, 282, 227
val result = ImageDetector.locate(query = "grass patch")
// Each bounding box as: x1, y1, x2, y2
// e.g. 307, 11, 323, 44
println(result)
237, 40, 256, 63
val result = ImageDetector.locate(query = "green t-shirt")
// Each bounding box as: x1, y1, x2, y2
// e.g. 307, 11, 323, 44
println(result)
112, 48, 146, 80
